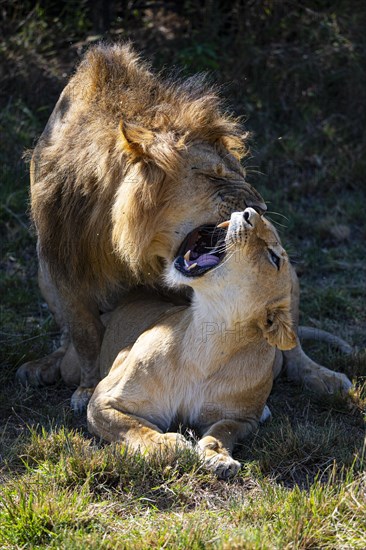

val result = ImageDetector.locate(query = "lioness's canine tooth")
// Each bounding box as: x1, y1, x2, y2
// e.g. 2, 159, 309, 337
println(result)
217, 220, 230, 228
187, 262, 197, 270
184, 250, 191, 261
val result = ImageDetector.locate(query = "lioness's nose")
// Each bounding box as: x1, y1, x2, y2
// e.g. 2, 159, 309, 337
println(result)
243, 207, 257, 226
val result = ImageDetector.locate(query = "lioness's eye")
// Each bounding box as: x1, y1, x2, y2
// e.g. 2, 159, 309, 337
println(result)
268, 249, 281, 270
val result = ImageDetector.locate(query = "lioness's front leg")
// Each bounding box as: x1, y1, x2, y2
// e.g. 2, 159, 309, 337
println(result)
87, 394, 189, 454
198, 418, 258, 479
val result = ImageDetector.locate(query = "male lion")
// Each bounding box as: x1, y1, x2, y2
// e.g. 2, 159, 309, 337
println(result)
17, 43, 351, 412
87, 209, 297, 479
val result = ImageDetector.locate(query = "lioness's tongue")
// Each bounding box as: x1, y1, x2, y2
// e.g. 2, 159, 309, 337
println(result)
195, 254, 220, 268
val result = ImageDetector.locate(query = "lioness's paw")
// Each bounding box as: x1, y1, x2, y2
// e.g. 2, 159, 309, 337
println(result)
70, 386, 95, 414
303, 369, 352, 395
205, 453, 241, 479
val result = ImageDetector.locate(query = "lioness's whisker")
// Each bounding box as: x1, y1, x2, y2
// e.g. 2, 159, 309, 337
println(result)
205, 243, 230, 255
211, 242, 236, 264
208, 249, 236, 274
266, 211, 289, 221
209, 247, 228, 255
267, 216, 288, 229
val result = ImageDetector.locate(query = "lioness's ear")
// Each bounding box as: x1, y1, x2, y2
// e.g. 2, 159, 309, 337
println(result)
260, 307, 297, 351
119, 120, 155, 158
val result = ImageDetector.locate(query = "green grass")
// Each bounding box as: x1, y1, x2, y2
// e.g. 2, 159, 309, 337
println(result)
1, 1, 365, 548
1, 427, 365, 548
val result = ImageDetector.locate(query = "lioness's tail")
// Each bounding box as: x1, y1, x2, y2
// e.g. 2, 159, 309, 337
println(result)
298, 326, 353, 355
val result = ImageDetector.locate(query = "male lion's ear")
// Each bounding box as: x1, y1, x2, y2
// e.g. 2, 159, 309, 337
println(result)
119, 120, 155, 158
260, 307, 297, 351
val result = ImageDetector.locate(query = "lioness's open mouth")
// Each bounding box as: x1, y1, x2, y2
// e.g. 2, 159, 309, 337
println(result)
174, 224, 228, 278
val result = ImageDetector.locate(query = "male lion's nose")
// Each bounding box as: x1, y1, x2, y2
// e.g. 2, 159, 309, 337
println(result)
246, 200, 267, 215
242, 181, 267, 215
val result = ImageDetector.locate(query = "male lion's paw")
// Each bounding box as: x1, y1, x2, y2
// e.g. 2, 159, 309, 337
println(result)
16, 355, 62, 387
70, 386, 95, 414
259, 405, 272, 424
204, 453, 241, 480
303, 369, 352, 396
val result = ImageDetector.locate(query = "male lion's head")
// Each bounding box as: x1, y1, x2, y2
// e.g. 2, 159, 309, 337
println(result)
80, 45, 268, 284
32, 44, 266, 294
112, 128, 265, 282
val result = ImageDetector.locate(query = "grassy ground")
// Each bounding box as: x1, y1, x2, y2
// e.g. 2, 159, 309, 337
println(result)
1, 2, 365, 548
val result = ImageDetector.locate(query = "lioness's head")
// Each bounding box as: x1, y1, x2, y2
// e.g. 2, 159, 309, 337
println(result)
166, 208, 296, 350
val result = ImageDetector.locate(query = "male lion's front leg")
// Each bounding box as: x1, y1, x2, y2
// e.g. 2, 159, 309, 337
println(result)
16, 260, 69, 387
17, 256, 111, 412
283, 338, 352, 395
66, 299, 105, 414
87, 394, 190, 454
283, 266, 352, 395
198, 418, 258, 479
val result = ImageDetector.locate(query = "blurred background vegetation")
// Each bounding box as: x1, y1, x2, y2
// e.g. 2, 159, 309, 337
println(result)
0, 0, 365, 413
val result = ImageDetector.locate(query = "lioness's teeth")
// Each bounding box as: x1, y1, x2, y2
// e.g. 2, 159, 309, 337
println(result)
184, 250, 191, 261
187, 263, 197, 270
217, 220, 230, 228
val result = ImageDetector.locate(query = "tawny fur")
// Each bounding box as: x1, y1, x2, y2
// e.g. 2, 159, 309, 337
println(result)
19, 43, 352, 412
86, 210, 352, 478
21, 43, 265, 409
30, 43, 260, 294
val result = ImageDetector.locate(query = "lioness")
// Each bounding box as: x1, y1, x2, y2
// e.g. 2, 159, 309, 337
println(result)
87, 209, 296, 479
18, 43, 351, 412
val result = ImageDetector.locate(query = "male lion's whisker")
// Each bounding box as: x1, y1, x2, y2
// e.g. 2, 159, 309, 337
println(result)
245, 168, 264, 176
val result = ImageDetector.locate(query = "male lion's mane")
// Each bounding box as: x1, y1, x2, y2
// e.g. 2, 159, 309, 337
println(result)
31, 43, 249, 297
